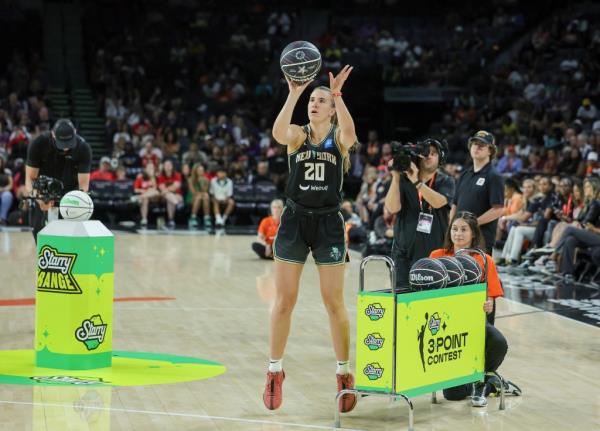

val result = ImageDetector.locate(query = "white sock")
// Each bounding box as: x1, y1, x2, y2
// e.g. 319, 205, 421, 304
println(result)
268, 358, 283, 373
223, 214, 228, 222
336, 360, 350, 375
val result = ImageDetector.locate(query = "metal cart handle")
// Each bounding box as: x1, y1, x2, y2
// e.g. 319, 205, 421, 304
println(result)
359, 254, 396, 293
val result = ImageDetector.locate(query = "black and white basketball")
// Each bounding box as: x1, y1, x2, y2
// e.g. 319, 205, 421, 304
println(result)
280, 41, 322, 83
455, 254, 483, 285
409, 258, 448, 290
436, 256, 465, 287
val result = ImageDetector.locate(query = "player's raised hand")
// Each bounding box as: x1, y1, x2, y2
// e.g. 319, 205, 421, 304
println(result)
329, 65, 353, 93
285, 76, 313, 96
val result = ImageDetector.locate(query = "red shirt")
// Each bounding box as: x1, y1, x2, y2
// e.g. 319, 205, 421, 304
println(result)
90, 170, 115, 181
134, 174, 156, 191
157, 172, 182, 194
258, 216, 280, 245
429, 248, 504, 298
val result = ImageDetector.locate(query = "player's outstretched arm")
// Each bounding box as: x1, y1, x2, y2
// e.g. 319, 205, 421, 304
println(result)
329, 65, 356, 149
272, 77, 312, 146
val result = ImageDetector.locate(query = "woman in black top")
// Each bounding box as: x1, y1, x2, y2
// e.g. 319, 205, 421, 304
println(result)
263, 66, 358, 413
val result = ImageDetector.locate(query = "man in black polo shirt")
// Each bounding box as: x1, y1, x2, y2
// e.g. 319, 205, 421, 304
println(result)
450, 131, 504, 252
25, 119, 92, 239
385, 139, 455, 289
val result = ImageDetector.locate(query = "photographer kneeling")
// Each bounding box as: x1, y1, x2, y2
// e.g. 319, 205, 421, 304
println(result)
25, 119, 92, 241
384, 139, 455, 290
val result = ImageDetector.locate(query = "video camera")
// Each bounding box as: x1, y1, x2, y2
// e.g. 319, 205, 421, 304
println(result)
31, 175, 64, 204
390, 141, 431, 172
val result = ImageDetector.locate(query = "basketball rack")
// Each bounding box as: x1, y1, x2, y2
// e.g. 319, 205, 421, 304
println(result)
334, 252, 510, 430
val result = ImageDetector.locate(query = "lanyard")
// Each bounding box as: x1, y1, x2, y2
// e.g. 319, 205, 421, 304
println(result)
418, 173, 437, 212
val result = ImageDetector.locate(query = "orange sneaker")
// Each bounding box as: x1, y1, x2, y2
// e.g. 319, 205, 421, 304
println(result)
263, 370, 285, 410
336, 373, 357, 413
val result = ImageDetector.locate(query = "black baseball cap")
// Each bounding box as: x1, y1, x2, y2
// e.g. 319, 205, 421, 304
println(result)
52, 119, 77, 150
468, 130, 495, 146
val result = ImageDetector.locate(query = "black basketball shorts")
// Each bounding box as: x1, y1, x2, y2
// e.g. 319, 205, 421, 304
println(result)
273, 206, 347, 266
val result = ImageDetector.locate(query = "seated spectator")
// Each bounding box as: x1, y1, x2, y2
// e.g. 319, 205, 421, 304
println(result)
118, 141, 142, 178
500, 176, 554, 265
187, 163, 211, 230
134, 163, 160, 229
253, 161, 273, 184
496, 178, 523, 243
0, 155, 14, 225
210, 167, 235, 228
182, 141, 208, 167
341, 200, 367, 245
355, 166, 377, 226
90, 156, 116, 181
535, 178, 600, 266
252, 199, 283, 259
531, 176, 572, 250
576, 98, 598, 130
496, 145, 523, 177
551, 194, 600, 283
139, 137, 162, 168
157, 159, 183, 230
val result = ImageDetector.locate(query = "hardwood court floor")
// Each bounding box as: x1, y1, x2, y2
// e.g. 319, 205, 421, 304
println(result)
0, 230, 598, 431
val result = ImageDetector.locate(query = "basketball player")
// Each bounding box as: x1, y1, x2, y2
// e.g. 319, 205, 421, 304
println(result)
263, 65, 357, 412
430, 211, 509, 406
25, 119, 92, 240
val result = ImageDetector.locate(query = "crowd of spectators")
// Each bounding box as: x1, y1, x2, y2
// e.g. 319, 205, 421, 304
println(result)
317, 3, 527, 87
2, 0, 600, 283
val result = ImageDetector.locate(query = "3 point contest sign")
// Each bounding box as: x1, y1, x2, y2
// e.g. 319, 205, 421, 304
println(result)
356, 284, 486, 396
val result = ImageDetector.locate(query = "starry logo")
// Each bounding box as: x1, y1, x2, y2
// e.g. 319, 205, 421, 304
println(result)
428, 312, 442, 336
75, 315, 108, 351
37, 246, 81, 294
363, 363, 384, 380
297, 65, 307, 75
30, 376, 105, 386
364, 333, 385, 350
364, 303, 385, 321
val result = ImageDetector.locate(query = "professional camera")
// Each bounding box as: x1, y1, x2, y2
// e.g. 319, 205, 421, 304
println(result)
32, 175, 64, 203
390, 141, 431, 172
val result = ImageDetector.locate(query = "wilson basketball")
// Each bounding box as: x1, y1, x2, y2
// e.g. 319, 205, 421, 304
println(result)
280, 41, 321, 83
59, 190, 94, 221
409, 258, 448, 290
455, 254, 483, 285
436, 256, 465, 287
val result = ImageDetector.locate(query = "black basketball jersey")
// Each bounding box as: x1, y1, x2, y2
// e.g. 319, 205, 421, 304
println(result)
286, 124, 345, 208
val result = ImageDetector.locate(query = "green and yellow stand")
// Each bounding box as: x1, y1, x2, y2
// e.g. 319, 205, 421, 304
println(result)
35, 220, 114, 370
336, 255, 487, 430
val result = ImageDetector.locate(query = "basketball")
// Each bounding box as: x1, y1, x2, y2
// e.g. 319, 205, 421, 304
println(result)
409, 257, 448, 290
280, 41, 321, 83
436, 256, 465, 287
59, 190, 94, 221
455, 254, 483, 285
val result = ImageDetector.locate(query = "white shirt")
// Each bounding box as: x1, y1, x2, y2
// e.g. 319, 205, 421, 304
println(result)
210, 177, 233, 201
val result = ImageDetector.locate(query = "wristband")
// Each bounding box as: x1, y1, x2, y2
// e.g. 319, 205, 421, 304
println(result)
332, 91, 342, 97
413, 180, 423, 188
